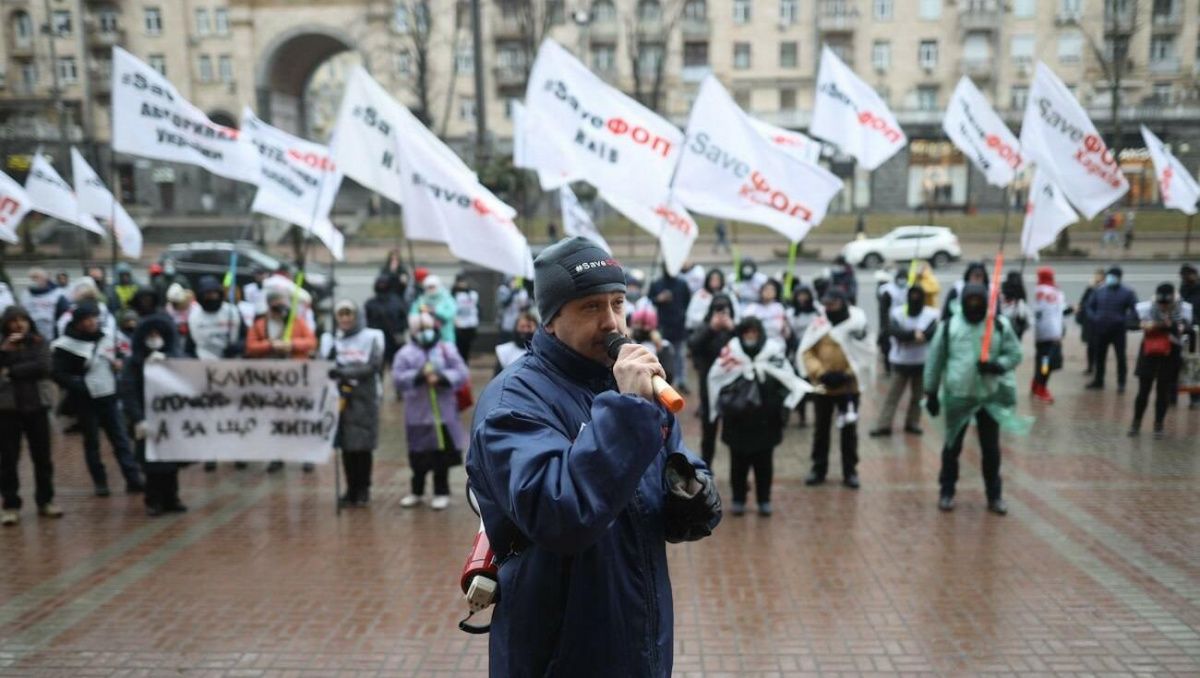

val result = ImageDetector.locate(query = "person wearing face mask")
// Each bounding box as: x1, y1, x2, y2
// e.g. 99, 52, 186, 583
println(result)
393, 312, 469, 510
120, 314, 183, 516
998, 272, 1030, 340
1084, 266, 1138, 392
246, 289, 318, 473
112, 264, 139, 311
624, 268, 652, 316
496, 275, 531, 342
797, 289, 875, 489
733, 258, 768, 305
365, 273, 409, 374
690, 294, 737, 466
1076, 268, 1106, 375
708, 316, 810, 516
786, 285, 821, 427
942, 261, 989, 320
876, 269, 909, 376
924, 284, 1027, 515
1128, 284, 1194, 438
1032, 267, 1072, 403
320, 300, 385, 506
686, 267, 740, 332
870, 286, 939, 437
186, 276, 245, 360
164, 283, 195, 340
494, 311, 538, 376
452, 274, 480, 365
415, 275, 458, 345
629, 306, 676, 384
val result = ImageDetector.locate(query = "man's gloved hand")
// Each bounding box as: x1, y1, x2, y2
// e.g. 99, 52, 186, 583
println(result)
663, 453, 721, 543
134, 421, 148, 440
977, 360, 1006, 375
924, 392, 940, 417
819, 371, 849, 389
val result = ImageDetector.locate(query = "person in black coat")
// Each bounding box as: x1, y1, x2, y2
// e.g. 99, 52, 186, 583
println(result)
120, 313, 183, 516
688, 293, 736, 467
648, 264, 692, 393
0, 306, 61, 523
364, 273, 408, 371
1076, 267, 1105, 374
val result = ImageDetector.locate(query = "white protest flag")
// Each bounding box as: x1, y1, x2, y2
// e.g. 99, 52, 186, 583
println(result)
559, 184, 610, 252
748, 118, 822, 164
24, 154, 105, 236
70, 148, 143, 258
525, 39, 683, 210
0, 171, 34, 244
1141, 126, 1199, 215
810, 46, 907, 170
674, 76, 844, 243
111, 47, 257, 184
602, 191, 697, 277
512, 100, 579, 190
241, 108, 344, 260
943, 76, 1023, 188
1019, 62, 1128, 219
1020, 168, 1078, 257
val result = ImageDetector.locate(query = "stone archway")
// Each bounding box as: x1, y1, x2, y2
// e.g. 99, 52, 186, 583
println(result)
254, 26, 357, 136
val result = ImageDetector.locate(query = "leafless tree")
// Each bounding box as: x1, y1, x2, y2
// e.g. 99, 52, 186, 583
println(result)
507, 0, 565, 79
1074, 0, 1146, 158
436, 2, 470, 137
394, 0, 436, 127
624, 0, 685, 113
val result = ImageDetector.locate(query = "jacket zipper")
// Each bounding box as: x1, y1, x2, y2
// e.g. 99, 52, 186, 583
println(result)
632, 489, 660, 675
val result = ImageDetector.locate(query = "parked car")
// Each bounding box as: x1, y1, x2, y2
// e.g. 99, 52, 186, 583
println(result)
158, 241, 334, 308
839, 226, 961, 269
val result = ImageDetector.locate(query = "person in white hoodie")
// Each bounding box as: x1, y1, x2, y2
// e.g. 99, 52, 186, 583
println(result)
1031, 267, 1071, 403
19, 268, 65, 339
869, 285, 939, 437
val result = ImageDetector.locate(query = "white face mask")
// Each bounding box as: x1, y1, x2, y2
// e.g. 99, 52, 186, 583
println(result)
145, 336, 164, 351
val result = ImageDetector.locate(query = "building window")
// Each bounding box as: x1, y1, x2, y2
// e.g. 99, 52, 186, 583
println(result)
733, 42, 752, 69
918, 0, 941, 20
219, 55, 233, 83
638, 0, 662, 22
1151, 0, 1175, 21
1152, 82, 1172, 103
12, 11, 33, 46
875, 84, 890, 105
684, 0, 707, 21
1011, 34, 1035, 63
198, 55, 213, 82
393, 4, 409, 31
918, 40, 938, 69
779, 0, 798, 24
779, 87, 796, 111
1010, 85, 1029, 110
214, 8, 229, 35
638, 42, 664, 75
57, 57, 78, 84
1059, 0, 1082, 20
916, 86, 938, 111
52, 10, 72, 36
874, 0, 893, 20
733, 0, 752, 24
591, 43, 617, 71
456, 46, 474, 74
20, 62, 37, 90
395, 50, 412, 74
872, 40, 891, 71
98, 8, 120, 33
145, 7, 163, 35
1013, 0, 1035, 17
592, 0, 617, 23
1057, 32, 1083, 62
683, 41, 709, 67
148, 54, 166, 75
459, 97, 476, 122
779, 41, 798, 68
1150, 35, 1176, 62
195, 8, 210, 36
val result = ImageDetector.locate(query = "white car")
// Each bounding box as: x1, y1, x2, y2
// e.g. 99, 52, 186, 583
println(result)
840, 226, 962, 269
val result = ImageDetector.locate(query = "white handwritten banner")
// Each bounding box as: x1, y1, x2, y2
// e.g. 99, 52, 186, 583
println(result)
71, 147, 143, 258
1141, 125, 1199, 215
144, 359, 339, 463
1019, 62, 1128, 219
0, 170, 34, 244
943, 76, 1023, 188
25, 154, 105, 236
810, 46, 907, 170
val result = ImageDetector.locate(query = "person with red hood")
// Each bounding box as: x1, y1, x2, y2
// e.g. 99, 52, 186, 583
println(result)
1031, 267, 1072, 403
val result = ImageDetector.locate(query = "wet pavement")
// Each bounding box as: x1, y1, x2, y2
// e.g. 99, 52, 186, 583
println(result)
1, 336, 1198, 676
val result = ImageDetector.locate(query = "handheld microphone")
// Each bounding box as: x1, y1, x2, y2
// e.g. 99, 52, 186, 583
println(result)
604, 332, 686, 413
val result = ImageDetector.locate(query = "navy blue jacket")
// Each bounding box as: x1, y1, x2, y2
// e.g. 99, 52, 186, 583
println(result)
1085, 284, 1138, 332
468, 330, 716, 677
648, 275, 691, 341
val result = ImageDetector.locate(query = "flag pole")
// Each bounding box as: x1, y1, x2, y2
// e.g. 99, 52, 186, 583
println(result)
981, 185, 1013, 362
108, 150, 120, 270
1186, 213, 1194, 257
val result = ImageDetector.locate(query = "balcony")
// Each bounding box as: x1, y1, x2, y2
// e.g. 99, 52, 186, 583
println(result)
9, 39, 34, 58
958, 1, 1002, 31
492, 16, 522, 39
92, 70, 111, 95
493, 66, 527, 88
681, 18, 710, 38
1148, 57, 1180, 74
1151, 10, 1182, 30
88, 28, 124, 48
816, 2, 858, 32
959, 57, 993, 79
588, 20, 619, 40
1103, 10, 1136, 33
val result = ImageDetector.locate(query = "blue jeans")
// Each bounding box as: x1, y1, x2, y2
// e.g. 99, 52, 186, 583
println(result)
78, 395, 140, 488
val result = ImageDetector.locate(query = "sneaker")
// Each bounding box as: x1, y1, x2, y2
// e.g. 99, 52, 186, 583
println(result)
145, 505, 164, 517
987, 498, 1009, 516
730, 501, 746, 516
903, 425, 924, 435
204, 462, 217, 473
399, 494, 423, 508
757, 502, 772, 517
1, 510, 18, 526
125, 481, 144, 495
1085, 382, 1104, 390
38, 504, 64, 518
842, 475, 861, 490
1127, 425, 1140, 437
804, 472, 825, 487
94, 485, 111, 498
867, 428, 892, 438
352, 490, 371, 508
266, 461, 284, 474
938, 495, 955, 512
1117, 383, 1126, 394
164, 502, 188, 513
431, 496, 450, 510
1153, 425, 1165, 440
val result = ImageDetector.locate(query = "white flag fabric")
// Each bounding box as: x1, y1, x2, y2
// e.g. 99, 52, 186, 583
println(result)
810, 46, 907, 170
525, 39, 683, 210
674, 76, 843, 243
512, 100, 578, 190
1020, 62, 1128, 219
25, 154, 104, 236
560, 185, 610, 253
943, 76, 1023, 188
0, 171, 33, 244
602, 191, 697, 277
1020, 168, 1078, 257
111, 47, 257, 184
749, 118, 822, 164
1141, 126, 1199, 215
241, 109, 344, 260
70, 148, 143, 258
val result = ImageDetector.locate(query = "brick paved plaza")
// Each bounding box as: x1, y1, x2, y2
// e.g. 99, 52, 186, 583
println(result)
1, 345, 1198, 677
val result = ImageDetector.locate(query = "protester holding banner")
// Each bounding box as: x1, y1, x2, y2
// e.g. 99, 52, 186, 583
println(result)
394, 312, 468, 510
649, 266, 692, 393
121, 312, 184, 516
51, 302, 143, 496
321, 301, 385, 507
1085, 266, 1138, 393
365, 274, 409, 374
0, 305, 61, 524
452, 275, 480, 365
690, 294, 737, 466
1128, 285, 1194, 439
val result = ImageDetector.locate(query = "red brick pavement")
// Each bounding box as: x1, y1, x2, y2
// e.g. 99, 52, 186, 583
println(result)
1, 341, 1198, 677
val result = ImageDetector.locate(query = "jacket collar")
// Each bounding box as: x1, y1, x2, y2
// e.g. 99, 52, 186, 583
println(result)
532, 328, 616, 394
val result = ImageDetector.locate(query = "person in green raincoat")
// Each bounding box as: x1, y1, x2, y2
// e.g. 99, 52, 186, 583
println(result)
414, 274, 457, 344
924, 283, 1027, 516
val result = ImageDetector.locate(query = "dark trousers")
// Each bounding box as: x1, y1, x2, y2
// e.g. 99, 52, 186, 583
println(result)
1091, 327, 1127, 387
1133, 369, 1176, 428
700, 415, 720, 467
0, 409, 54, 509
144, 469, 180, 509
410, 451, 451, 496
811, 394, 859, 479
729, 446, 774, 505
456, 327, 477, 365
341, 450, 374, 500
939, 409, 1002, 502
1034, 341, 1057, 387
78, 396, 140, 488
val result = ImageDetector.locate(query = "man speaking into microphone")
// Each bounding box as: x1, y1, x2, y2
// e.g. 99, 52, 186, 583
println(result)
467, 237, 722, 677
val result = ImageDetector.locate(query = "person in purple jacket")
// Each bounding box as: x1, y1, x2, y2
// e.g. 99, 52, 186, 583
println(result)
392, 310, 468, 511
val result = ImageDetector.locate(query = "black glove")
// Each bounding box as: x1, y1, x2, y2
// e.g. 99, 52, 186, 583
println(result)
819, 371, 848, 388
662, 453, 721, 544
977, 360, 1006, 375
925, 391, 940, 417
328, 367, 343, 380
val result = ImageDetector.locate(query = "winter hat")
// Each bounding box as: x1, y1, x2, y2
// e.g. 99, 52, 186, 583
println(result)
1106, 265, 1123, 278
533, 236, 625, 323
166, 282, 189, 305
72, 301, 100, 322
414, 267, 430, 285
422, 274, 443, 292
1036, 266, 1055, 286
